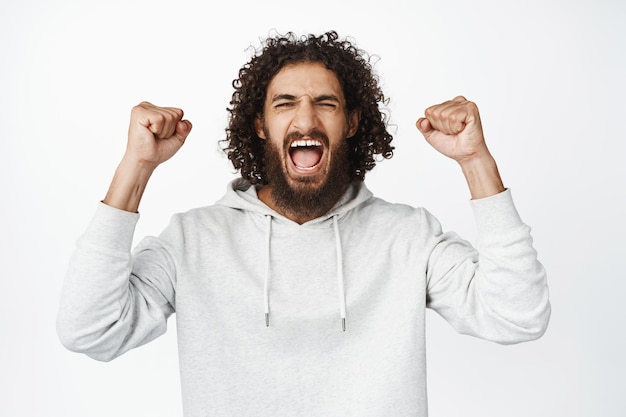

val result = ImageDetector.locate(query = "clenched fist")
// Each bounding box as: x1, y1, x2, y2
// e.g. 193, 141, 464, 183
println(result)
416, 96, 488, 164
103, 102, 193, 212
126, 101, 193, 169
416, 96, 505, 199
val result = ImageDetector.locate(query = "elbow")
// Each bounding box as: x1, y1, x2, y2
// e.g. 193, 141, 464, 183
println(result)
56, 314, 120, 362
56, 309, 84, 352
525, 301, 552, 342
495, 301, 552, 345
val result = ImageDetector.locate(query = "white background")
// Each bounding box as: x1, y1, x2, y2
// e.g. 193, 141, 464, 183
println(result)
1, 0, 624, 416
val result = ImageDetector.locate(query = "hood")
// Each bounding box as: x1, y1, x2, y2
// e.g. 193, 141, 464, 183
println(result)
215, 178, 374, 331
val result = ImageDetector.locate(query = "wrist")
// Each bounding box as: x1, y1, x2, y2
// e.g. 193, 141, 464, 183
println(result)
458, 153, 505, 200
103, 157, 156, 212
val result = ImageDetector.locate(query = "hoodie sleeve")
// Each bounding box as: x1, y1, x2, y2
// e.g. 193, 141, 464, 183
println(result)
425, 189, 551, 344
56, 203, 177, 362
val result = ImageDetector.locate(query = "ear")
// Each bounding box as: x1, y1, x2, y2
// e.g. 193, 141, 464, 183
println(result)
255, 116, 266, 139
347, 109, 360, 138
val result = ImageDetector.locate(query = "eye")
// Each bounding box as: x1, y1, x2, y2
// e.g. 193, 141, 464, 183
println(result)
318, 102, 337, 109
275, 102, 295, 109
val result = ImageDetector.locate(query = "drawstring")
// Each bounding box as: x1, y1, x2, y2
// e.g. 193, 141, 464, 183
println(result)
333, 215, 347, 331
264, 215, 272, 327
262, 214, 346, 331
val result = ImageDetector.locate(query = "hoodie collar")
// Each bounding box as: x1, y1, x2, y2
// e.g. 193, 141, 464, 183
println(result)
216, 178, 373, 225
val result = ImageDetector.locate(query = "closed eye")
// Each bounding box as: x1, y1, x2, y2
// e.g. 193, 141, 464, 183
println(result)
274, 101, 295, 109
314, 95, 340, 110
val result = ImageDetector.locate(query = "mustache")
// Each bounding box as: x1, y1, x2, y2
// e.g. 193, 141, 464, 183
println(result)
284, 130, 329, 149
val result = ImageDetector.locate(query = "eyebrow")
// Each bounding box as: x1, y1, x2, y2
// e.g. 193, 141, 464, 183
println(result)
271, 94, 341, 103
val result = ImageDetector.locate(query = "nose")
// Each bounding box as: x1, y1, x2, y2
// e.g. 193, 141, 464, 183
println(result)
292, 99, 318, 135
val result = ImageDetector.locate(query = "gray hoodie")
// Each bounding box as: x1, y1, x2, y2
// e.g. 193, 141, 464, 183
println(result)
57, 178, 550, 417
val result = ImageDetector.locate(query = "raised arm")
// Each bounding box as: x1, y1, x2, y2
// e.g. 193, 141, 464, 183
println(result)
417, 96, 550, 343
57, 102, 191, 361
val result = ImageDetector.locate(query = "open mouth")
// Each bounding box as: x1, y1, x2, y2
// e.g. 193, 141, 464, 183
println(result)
289, 139, 325, 172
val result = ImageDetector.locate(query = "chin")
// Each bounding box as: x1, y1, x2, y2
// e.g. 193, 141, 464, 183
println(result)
264, 132, 351, 218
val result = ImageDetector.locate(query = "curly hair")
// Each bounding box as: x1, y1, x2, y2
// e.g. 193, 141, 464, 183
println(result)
223, 30, 394, 184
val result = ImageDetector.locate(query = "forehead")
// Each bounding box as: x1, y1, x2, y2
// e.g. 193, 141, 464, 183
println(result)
266, 61, 344, 101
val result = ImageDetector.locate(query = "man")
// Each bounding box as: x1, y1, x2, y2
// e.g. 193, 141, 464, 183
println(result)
57, 31, 550, 416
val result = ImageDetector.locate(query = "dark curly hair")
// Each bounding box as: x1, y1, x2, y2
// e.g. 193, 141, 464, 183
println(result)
222, 30, 394, 184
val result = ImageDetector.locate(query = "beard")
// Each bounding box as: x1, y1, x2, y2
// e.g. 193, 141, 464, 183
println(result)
263, 129, 351, 221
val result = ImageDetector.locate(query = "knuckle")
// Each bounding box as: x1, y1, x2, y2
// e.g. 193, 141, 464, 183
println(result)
131, 101, 152, 116
425, 105, 438, 118
136, 101, 152, 110
462, 101, 478, 115
131, 104, 143, 115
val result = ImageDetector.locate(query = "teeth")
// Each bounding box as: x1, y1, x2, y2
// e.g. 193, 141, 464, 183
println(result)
290, 139, 322, 148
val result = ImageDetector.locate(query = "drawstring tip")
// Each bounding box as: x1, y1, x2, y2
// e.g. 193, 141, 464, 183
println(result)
265, 313, 270, 327
341, 318, 346, 332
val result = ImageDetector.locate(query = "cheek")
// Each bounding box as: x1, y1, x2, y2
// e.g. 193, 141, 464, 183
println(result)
265, 116, 292, 138
324, 116, 350, 139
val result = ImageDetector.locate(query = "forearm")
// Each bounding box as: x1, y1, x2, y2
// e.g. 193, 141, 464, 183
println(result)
103, 156, 156, 213
458, 152, 505, 200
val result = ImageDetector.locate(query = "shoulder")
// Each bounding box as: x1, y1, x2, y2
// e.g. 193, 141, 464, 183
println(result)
360, 194, 428, 218
353, 195, 443, 234
165, 203, 245, 233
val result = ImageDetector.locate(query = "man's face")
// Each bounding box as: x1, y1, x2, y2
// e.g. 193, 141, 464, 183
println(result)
256, 61, 359, 218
